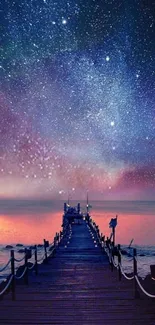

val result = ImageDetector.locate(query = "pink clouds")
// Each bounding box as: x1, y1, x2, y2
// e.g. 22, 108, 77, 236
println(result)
116, 165, 155, 189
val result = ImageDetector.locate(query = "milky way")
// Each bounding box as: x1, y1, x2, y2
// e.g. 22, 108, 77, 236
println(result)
0, 0, 155, 199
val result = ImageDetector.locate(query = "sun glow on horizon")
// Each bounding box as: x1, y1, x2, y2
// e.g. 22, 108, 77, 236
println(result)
0, 212, 62, 245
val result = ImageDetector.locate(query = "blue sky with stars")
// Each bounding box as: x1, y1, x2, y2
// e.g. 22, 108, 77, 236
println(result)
0, 0, 155, 200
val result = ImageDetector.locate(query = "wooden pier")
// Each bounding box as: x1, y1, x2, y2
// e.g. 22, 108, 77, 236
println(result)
0, 219, 155, 325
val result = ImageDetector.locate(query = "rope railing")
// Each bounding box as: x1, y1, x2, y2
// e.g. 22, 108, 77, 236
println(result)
14, 255, 26, 263
135, 275, 155, 298
119, 263, 134, 280
0, 229, 63, 300
0, 258, 12, 272
28, 263, 35, 270
95, 227, 155, 299
88, 218, 155, 299
49, 241, 54, 247
37, 253, 46, 263
108, 244, 132, 279
47, 247, 55, 257
111, 255, 119, 268
0, 246, 42, 274
2, 218, 155, 301
0, 275, 14, 296
15, 267, 27, 280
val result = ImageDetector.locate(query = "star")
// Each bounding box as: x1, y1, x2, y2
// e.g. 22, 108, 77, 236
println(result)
62, 19, 67, 25
0, 0, 154, 201
106, 56, 110, 62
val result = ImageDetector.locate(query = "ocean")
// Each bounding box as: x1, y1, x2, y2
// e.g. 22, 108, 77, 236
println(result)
0, 200, 155, 282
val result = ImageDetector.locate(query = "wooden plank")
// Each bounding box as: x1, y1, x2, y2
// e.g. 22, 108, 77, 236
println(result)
0, 221, 155, 325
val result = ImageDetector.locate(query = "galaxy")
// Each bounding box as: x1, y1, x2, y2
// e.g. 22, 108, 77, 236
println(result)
0, 0, 155, 200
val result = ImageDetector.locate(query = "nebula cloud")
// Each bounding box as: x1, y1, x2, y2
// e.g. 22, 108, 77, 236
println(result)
0, 0, 155, 200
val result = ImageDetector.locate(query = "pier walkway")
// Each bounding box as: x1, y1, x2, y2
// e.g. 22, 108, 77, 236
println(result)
0, 220, 155, 324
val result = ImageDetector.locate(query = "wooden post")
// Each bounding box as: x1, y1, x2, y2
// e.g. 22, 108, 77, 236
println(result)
11, 250, 15, 300
60, 231, 62, 243
118, 244, 122, 281
44, 239, 48, 263
112, 227, 115, 246
101, 235, 105, 249
56, 232, 59, 245
110, 242, 114, 272
24, 248, 28, 285
34, 245, 38, 275
133, 248, 140, 298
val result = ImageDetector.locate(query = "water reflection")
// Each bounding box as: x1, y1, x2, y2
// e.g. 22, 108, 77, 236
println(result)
0, 212, 62, 245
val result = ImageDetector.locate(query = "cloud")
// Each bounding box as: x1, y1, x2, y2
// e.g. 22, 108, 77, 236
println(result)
116, 165, 155, 188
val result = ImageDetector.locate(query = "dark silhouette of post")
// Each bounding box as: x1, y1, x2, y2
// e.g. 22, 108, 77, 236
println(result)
118, 244, 122, 281
34, 245, 38, 275
11, 250, 15, 300
110, 242, 114, 272
133, 248, 140, 298
109, 215, 117, 246
24, 248, 28, 285
112, 227, 115, 246
44, 239, 48, 263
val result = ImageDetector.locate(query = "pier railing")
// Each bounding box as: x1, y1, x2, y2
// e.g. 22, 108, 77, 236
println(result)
1, 218, 155, 300
88, 218, 155, 299
0, 225, 69, 300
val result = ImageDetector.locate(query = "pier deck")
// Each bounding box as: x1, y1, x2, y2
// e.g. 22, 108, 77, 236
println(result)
0, 220, 155, 325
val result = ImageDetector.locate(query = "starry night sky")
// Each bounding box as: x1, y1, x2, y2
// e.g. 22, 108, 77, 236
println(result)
0, 0, 155, 200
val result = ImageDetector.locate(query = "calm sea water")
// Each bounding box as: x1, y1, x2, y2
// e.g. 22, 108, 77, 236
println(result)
0, 200, 155, 281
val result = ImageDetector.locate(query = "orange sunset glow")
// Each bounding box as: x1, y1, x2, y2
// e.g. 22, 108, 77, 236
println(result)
0, 201, 155, 246
92, 211, 155, 246
0, 212, 62, 245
